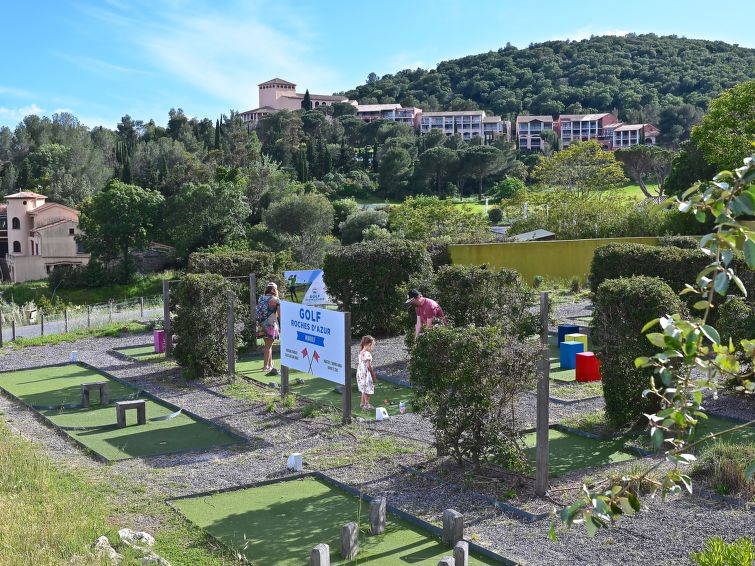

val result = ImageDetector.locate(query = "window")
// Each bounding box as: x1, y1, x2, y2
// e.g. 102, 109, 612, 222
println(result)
76, 241, 87, 254
12, 241, 21, 253
69, 228, 75, 236
11, 217, 20, 230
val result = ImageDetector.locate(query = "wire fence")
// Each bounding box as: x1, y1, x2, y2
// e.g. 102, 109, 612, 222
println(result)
0, 295, 163, 343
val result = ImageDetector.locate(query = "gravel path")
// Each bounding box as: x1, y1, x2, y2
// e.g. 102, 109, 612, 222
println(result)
0, 333, 753, 565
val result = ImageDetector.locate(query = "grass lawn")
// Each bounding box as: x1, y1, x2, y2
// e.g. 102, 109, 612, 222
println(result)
172, 476, 501, 566
0, 271, 171, 306
0, 364, 243, 460
237, 350, 414, 419
614, 182, 661, 201
7, 321, 151, 350
522, 428, 636, 478
688, 415, 755, 446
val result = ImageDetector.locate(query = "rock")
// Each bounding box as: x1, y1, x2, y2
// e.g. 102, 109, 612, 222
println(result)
94, 535, 123, 564
139, 552, 171, 565
119, 528, 155, 551
268, 382, 280, 389
295, 378, 305, 385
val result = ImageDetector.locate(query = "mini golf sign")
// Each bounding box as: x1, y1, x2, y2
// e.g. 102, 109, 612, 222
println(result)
280, 301, 346, 384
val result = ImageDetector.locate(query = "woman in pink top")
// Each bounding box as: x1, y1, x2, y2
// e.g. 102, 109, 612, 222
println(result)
406, 289, 448, 338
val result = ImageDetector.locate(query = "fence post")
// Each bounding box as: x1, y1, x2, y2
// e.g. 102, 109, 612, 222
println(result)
249, 273, 257, 351
535, 291, 550, 497
227, 290, 236, 375
87, 305, 91, 329
280, 365, 289, 399
64, 309, 68, 333
12, 319, 16, 341
139, 296, 144, 318
108, 302, 112, 323
40, 313, 45, 337
163, 280, 172, 357
0, 313, 3, 347
342, 311, 352, 425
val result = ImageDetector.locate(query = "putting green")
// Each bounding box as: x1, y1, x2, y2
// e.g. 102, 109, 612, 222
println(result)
522, 429, 635, 477
237, 352, 414, 419
172, 476, 501, 565
0, 364, 243, 461
113, 344, 166, 362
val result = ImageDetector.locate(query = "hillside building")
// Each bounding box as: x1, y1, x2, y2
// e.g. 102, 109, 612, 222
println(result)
0, 191, 89, 283
240, 78, 349, 125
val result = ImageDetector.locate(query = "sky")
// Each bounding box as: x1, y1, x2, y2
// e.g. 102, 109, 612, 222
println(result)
1, 0, 754, 130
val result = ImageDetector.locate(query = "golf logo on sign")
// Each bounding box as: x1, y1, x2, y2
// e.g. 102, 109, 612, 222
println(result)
279, 301, 346, 384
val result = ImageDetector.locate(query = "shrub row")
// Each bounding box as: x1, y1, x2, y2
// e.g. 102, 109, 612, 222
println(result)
591, 275, 683, 428
187, 250, 291, 295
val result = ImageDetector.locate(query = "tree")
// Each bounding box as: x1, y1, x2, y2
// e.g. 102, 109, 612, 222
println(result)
615, 145, 674, 200
665, 139, 717, 196
168, 180, 250, 258
539, 129, 562, 156
657, 103, 704, 148
301, 90, 312, 111
389, 196, 489, 241
378, 146, 413, 199
264, 192, 335, 264
416, 146, 459, 195
339, 209, 389, 244
532, 140, 627, 196
462, 145, 509, 199
77, 180, 164, 279
691, 80, 755, 170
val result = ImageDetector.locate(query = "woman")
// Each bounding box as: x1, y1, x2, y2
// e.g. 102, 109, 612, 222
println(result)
257, 282, 280, 376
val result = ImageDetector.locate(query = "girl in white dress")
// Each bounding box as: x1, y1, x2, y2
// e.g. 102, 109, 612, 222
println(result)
357, 336, 377, 410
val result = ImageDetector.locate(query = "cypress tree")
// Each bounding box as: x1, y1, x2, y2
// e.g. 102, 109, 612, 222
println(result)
214, 119, 221, 150
302, 90, 312, 111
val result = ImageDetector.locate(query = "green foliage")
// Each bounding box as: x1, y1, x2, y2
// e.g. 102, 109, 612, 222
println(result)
532, 141, 628, 196
187, 250, 289, 294
487, 207, 503, 224
591, 276, 683, 428
172, 273, 236, 379
690, 537, 755, 566
461, 145, 511, 198
77, 180, 164, 280
331, 197, 359, 234
658, 235, 699, 249
717, 297, 755, 347
665, 139, 718, 196
378, 145, 413, 199
338, 209, 389, 245
692, 442, 755, 497
492, 177, 526, 202
691, 80, 755, 170
322, 239, 432, 335
410, 325, 539, 469
264, 192, 335, 265
614, 145, 674, 200
432, 264, 539, 338
388, 196, 490, 241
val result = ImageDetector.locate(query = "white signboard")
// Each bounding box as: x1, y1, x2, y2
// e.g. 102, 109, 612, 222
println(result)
283, 269, 336, 306
279, 301, 346, 384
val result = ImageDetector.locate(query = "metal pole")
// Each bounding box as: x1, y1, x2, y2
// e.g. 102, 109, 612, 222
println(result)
12, 319, 16, 341
139, 296, 144, 318
0, 314, 4, 347
87, 305, 91, 329
535, 292, 550, 497
163, 280, 172, 357
40, 313, 45, 337
64, 309, 68, 333
342, 311, 352, 425
280, 365, 289, 399
227, 290, 236, 375
249, 273, 257, 351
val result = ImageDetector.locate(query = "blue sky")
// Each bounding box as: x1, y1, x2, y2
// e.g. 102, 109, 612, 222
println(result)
2, 0, 753, 130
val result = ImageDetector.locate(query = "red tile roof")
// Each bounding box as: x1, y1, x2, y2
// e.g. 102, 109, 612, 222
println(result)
4, 191, 47, 200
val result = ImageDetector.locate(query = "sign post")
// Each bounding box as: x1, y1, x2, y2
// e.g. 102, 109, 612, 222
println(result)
279, 301, 351, 421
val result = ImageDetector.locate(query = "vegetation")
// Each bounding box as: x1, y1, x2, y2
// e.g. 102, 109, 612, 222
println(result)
690, 537, 755, 566
5, 321, 151, 350
692, 441, 755, 497
532, 141, 627, 196
591, 276, 683, 428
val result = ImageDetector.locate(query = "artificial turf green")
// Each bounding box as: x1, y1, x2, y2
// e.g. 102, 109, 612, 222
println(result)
0, 364, 242, 461
522, 429, 635, 477
172, 476, 500, 565
237, 352, 414, 419
113, 344, 165, 362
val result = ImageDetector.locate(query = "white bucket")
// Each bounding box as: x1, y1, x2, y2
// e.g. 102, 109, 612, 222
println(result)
375, 407, 390, 421
286, 453, 303, 472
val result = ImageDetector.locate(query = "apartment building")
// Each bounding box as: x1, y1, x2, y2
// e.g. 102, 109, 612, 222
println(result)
355, 104, 422, 126
240, 78, 350, 125
1, 191, 90, 283
420, 110, 505, 141
556, 113, 621, 149
613, 123, 660, 148
515, 115, 554, 150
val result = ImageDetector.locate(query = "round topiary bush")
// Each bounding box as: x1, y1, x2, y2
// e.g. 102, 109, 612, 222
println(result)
322, 239, 432, 336
487, 207, 503, 224
591, 275, 683, 428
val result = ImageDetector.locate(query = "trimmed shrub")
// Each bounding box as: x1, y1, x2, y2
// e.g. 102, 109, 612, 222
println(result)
172, 273, 239, 379
658, 235, 700, 249
425, 240, 451, 270
718, 297, 755, 346
487, 207, 503, 224
410, 325, 539, 470
322, 239, 432, 336
432, 264, 539, 338
47, 261, 119, 289
592, 276, 683, 428
187, 250, 290, 295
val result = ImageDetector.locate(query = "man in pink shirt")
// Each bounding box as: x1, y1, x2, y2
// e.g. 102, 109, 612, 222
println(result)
406, 289, 448, 338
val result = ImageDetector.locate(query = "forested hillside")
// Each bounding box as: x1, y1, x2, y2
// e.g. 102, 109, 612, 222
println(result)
343, 34, 755, 145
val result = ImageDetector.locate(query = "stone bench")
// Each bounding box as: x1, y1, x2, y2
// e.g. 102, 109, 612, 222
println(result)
80, 382, 109, 408
115, 399, 146, 428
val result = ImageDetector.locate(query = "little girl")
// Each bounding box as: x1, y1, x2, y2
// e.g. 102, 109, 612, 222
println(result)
356, 336, 377, 410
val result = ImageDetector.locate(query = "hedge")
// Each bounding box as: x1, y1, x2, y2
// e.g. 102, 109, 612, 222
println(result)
187, 250, 290, 295
718, 296, 755, 346
172, 273, 238, 379
658, 235, 700, 249
592, 276, 683, 428
322, 239, 432, 336
410, 325, 539, 470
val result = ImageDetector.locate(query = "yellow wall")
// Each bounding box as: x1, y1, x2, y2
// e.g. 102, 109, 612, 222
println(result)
449, 237, 661, 284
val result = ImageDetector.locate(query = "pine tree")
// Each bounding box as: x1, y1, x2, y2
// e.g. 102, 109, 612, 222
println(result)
317, 137, 331, 176
307, 140, 318, 178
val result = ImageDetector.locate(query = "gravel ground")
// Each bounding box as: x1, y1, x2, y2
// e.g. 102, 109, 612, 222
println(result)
0, 332, 753, 565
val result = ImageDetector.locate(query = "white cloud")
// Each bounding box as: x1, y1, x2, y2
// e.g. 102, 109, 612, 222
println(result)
0, 86, 35, 98
0, 103, 45, 122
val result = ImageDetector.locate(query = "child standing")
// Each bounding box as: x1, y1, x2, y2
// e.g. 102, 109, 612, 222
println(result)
357, 336, 377, 410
